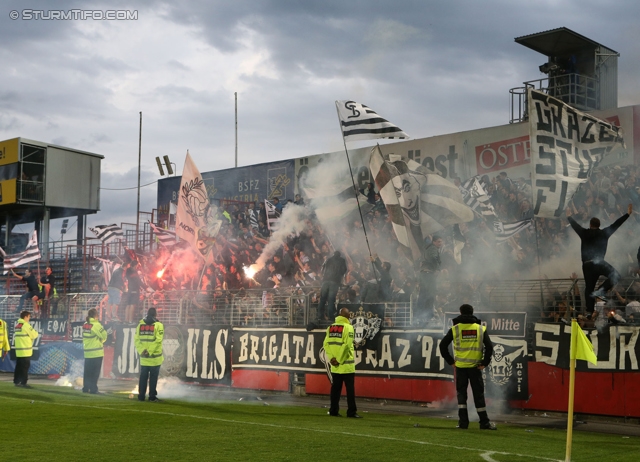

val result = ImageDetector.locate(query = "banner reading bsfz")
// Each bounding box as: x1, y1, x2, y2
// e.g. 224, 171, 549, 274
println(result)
112, 324, 232, 385
528, 89, 625, 218
232, 328, 528, 400
534, 323, 640, 371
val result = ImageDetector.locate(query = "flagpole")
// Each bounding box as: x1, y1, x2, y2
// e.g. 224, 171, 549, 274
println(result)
334, 102, 378, 281
565, 319, 578, 462
136, 111, 142, 251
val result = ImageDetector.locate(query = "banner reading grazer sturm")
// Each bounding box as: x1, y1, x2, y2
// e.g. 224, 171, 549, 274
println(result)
232, 327, 528, 400
112, 324, 232, 385
528, 88, 625, 218
534, 323, 640, 372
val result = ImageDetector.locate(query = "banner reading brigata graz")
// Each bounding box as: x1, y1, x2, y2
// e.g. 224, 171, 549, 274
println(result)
534, 323, 640, 371
232, 327, 528, 400
113, 324, 232, 385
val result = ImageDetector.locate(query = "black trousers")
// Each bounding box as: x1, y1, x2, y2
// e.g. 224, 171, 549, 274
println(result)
455, 366, 490, 428
583, 260, 620, 313
14, 357, 31, 385
317, 282, 339, 319
330, 372, 357, 417
139, 365, 160, 401
83, 357, 103, 393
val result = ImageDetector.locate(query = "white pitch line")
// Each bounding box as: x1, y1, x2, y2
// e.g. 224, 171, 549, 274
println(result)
0, 395, 561, 462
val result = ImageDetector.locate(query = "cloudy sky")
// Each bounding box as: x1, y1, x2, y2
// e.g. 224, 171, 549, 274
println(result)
1, 0, 639, 240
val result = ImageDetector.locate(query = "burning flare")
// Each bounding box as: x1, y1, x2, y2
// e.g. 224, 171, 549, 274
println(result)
244, 265, 257, 279
157, 269, 165, 279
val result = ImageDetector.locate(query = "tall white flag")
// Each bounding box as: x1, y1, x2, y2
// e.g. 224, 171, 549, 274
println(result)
1, 230, 41, 274
528, 89, 624, 218
336, 101, 408, 142
176, 153, 221, 263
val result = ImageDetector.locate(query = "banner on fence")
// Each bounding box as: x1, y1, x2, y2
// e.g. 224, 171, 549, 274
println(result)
232, 327, 528, 399
443, 312, 528, 338
112, 324, 232, 385
534, 322, 640, 371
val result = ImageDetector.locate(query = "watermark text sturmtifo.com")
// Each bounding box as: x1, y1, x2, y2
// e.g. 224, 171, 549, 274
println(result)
9, 10, 138, 20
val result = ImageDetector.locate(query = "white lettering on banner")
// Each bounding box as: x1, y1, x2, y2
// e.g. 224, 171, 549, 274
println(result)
250, 335, 260, 363
278, 334, 291, 363
534, 324, 560, 364
435, 339, 447, 370
420, 335, 434, 369
396, 338, 412, 368
47, 320, 67, 333
201, 330, 212, 378
379, 335, 395, 369
213, 329, 228, 379
354, 349, 362, 366
587, 328, 615, 369
529, 89, 624, 218
117, 327, 139, 375
617, 326, 639, 370
187, 329, 200, 378
365, 348, 378, 368
238, 333, 248, 362
303, 336, 316, 365
73, 324, 84, 340
475, 136, 530, 174
292, 335, 305, 364
269, 335, 277, 362
238, 180, 260, 192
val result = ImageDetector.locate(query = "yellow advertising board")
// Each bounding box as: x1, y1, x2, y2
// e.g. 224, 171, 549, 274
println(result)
0, 178, 17, 205
0, 138, 20, 166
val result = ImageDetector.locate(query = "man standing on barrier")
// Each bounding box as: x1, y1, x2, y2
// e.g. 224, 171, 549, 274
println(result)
82, 308, 108, 394
317, 251, 347, 321
439, 304, 496, 430
417, 236, 443, 325
134, 307, 164, 402
567, 203, 631, 314
323, 307, 361, 418
12, 269, 42, 315
13, 311, 39, 388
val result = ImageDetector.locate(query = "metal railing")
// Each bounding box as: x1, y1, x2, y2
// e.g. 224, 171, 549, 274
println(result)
509, 73, 599, 123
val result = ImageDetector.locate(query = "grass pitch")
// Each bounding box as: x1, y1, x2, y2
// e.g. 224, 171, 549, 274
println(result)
1, 382, 639, 461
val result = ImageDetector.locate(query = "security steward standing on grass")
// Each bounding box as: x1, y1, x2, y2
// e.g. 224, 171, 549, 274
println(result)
439, 304, 496, 430
1, 317, 10, 359
323, 307, 361, 418
82, 308, 108, 394
13, 311, 39, 388
134, 308, 164, 402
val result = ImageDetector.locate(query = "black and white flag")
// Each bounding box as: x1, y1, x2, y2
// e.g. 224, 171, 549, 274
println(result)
149, 222, 177, 248
336, 101, 408, 142
265, 200, 280, 230
95, 257, 119, 286
492, 219, 532, 243
89, 224, 124, 244
370, 146, 473, 260
461, 176, 497, 218
528, 89, 625, 218
0, 230, 41, 274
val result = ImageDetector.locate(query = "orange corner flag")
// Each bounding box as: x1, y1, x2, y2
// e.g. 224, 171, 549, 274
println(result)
570, 320, 597, 365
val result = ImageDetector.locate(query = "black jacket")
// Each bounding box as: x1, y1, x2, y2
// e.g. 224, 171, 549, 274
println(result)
568, 214, 628, 262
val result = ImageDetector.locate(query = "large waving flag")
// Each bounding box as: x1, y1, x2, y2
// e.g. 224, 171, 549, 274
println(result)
265, 200, 280, 230
461, 176, 497, 218
492, 219, 532, 243
336, 101, 408, 142
149, 222, 177, 248
176, 153, 221, 263
528, 89, 624, 218
370, 146, 473, 260
89, 224, 124, 243
0, 230, 41, 274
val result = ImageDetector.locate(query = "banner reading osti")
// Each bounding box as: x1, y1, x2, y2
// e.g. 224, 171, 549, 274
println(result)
534, 323, 640, 372
233, 327, 528, 399
113, 324, 231, 385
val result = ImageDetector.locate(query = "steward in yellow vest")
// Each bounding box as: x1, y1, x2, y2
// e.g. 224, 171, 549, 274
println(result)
0, 318, 10, 359
134, 308, 164, 402
323, 307, 361, 418
13, 311, 39, 388
439, 304, 496, 430
82, 308, 108, 394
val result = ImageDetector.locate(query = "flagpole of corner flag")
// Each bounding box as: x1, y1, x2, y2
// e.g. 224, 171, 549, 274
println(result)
565, 319, 597, 462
